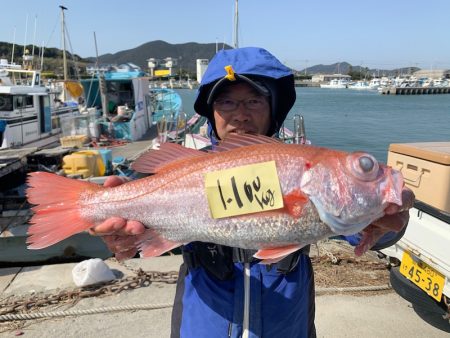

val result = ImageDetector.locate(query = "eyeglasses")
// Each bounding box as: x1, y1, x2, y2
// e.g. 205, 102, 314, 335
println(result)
213, 97, 268, 112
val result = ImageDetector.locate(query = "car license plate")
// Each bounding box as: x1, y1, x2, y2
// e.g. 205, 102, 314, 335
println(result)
400, 251, 445, 302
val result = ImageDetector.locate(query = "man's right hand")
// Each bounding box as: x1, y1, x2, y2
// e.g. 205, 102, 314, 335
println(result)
89, 176, 146, 260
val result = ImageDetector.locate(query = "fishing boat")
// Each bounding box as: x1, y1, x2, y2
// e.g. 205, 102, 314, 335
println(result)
348, 80, 373, 90
148, 87, 183, 122
320, 78, 351, 89
0, 61, 80, 150
80, 63, 152, 142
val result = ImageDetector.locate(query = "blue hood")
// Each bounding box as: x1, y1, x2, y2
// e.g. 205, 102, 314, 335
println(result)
194, 47, 296, 137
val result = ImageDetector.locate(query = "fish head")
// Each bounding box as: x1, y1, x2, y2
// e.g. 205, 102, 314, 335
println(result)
300, 151, 404, 235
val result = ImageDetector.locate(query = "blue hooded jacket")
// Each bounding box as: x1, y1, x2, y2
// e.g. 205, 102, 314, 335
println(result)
172, 47, 401, 338
194, 47, 296, 138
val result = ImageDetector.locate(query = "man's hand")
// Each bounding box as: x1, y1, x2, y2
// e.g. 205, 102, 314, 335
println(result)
89, 176, 146, 260
354, 187, 415, 256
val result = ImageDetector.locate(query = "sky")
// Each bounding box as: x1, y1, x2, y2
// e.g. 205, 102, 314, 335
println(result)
1, 0, 450, 71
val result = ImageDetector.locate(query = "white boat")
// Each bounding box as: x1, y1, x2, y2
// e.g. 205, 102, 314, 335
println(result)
368, 78, 382, 90
320, 78, 351, 89
0, 62, 81, 149
348, 80, 372, 90
182, 113, 211, 149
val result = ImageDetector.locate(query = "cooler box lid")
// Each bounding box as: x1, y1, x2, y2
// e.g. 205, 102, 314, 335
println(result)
389, 142, 450, 165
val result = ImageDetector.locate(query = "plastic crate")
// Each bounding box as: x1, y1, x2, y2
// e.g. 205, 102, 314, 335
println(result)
60, 135, 87, 148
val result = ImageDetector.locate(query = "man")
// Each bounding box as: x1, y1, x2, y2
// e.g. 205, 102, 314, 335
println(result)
92, 47, 413, 337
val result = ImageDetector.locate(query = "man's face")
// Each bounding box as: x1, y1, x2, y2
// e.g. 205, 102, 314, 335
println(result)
212, 82, 271, 139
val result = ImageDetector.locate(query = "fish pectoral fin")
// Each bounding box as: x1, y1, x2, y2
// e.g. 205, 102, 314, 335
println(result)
283, 189, 309, 218
254, 244, 302, 263
259, 254, 291, 265
136, 229, 182, 257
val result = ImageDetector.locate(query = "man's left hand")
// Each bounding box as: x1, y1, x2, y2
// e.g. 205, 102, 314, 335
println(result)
355, 187, 415, 256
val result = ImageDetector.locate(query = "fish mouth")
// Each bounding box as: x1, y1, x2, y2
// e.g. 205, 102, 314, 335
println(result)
308, 196, 382, 235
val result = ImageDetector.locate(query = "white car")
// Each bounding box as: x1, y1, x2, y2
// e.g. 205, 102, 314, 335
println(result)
380, 202, 450, 332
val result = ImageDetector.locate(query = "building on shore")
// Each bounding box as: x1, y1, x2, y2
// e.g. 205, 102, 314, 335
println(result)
412, 69, 450, 80
311, 73, 352, 83
196, 59, 209, 84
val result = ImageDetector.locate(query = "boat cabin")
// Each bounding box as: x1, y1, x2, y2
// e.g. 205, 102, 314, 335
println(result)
81, 66, 151, 141
0, 64, 80, 149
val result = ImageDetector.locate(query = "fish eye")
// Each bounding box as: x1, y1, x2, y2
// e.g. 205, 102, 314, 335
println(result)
346, 153, 379, 181
359, 155, 375, 173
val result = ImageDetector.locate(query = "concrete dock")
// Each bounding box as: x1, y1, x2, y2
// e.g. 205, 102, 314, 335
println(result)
381, 86, 450, 95
0, 255, 448, 338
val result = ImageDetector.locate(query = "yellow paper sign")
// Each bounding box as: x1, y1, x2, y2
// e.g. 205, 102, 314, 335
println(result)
205, 161, 284, 219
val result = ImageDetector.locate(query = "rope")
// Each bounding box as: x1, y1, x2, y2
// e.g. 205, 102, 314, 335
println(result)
0, 303, 173, 322
0, 284, 392, 322
316, 284, 391, 294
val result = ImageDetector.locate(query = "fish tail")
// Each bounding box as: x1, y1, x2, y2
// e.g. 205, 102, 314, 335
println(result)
26, 172, 101, 249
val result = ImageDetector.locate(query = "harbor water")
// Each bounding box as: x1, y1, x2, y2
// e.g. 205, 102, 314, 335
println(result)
176, 88, 450, 162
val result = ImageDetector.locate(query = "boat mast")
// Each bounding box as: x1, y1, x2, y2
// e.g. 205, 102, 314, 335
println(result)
60, 6, 68, 83
233, 0, 239, 48
60, 5, 68, 101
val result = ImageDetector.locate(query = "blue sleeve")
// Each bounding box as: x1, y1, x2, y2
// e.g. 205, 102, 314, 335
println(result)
338, 227, 407, 251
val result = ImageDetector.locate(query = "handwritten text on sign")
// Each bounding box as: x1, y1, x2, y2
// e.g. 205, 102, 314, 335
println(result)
205, 161, 284, 219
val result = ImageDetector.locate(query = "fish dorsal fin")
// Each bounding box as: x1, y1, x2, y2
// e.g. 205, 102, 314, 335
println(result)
212, 133, 282, 152
132, 143, 205, 174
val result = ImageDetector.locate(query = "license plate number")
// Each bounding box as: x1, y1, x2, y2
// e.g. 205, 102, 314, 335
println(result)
400, 251, 445, 301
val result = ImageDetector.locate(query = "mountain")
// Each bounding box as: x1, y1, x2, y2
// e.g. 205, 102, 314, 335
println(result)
87, 40, 233, 73
0, 40, 421, 77
0, 42, 83, 61
302, 62, 353, 74
299, 62, 420, 77
0, 40, 232, 75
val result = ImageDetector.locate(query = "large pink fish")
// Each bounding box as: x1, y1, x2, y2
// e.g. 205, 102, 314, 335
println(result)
26, 134, 404, 261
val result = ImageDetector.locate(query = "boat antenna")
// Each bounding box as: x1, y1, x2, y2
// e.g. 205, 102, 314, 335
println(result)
94, 31, 100, 70
233, 0, 239, 48
32, 15, 37, 61
23, 14, 29, 67
293, 115, 307, 144
94, 32, 109, 118
11, 27, 16, 64
40, 41, 45, 70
